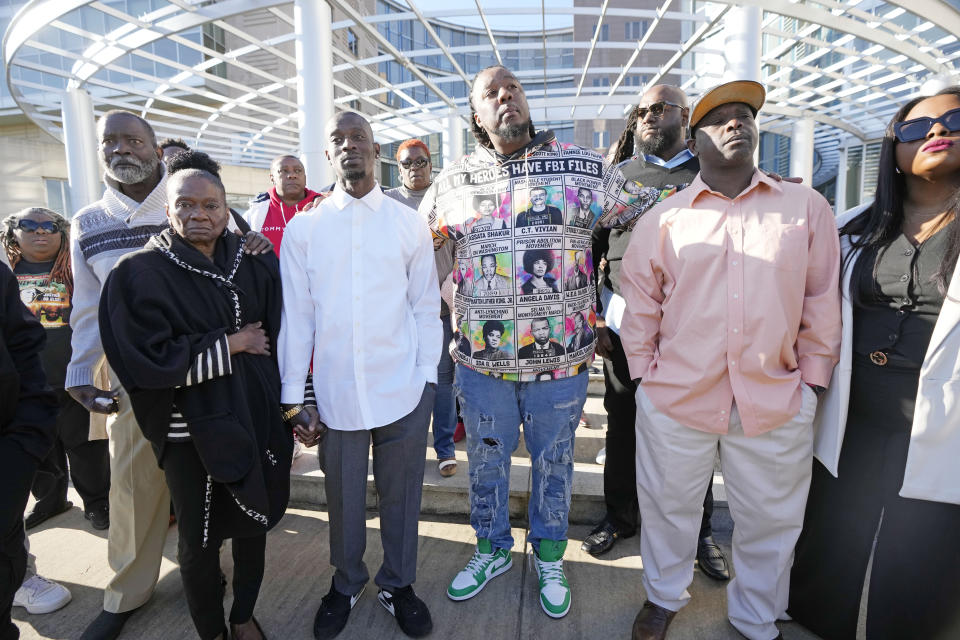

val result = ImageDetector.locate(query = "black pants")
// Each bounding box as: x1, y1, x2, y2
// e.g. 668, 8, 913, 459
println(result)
602, 329, 714, 537
164, 443, 265, 640
31, 391, 109, 514
789, 357, 960, 640
0, 439, 39, 640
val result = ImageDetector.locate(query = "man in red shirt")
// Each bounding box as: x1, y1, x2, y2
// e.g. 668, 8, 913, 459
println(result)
244, 154, 323, 254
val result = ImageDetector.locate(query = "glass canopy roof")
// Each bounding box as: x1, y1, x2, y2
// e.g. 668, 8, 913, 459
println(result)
4, 0, 959, 183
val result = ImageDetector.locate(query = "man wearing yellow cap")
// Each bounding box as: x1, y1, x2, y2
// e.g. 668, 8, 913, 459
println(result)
619, 80, 842, 640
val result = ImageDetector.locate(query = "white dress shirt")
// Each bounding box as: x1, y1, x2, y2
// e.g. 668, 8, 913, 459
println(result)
278, 183, 442, 430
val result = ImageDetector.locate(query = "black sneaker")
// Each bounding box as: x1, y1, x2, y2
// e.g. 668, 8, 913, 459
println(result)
84, 504, 110, 530
313, 583, 363, 640
378, 586, 432, 638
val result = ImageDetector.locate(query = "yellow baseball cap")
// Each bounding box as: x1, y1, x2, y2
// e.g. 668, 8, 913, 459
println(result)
689, 80, 765, 129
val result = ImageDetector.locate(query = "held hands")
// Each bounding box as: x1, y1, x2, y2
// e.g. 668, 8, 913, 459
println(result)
288, 405, 326, 447
67, 385, 120, 415
227, 322, 270, 356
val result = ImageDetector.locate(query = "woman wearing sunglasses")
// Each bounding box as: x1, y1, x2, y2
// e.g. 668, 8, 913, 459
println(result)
788, 87, 960, 638
1, 208, 111, 530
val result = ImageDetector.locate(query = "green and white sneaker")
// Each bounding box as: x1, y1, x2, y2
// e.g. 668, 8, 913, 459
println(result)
447, 538, 513, 601
533, 539, 571, 618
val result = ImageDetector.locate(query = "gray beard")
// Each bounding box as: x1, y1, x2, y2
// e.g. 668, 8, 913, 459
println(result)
103, 154, 158, 185
636, 126, 682, 159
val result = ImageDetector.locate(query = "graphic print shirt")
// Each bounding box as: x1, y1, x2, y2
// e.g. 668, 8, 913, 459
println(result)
14, 259, 71, 388
422, 130, 666, 381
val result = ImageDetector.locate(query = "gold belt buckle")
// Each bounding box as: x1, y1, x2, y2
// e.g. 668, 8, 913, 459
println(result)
869, 351, 888, 366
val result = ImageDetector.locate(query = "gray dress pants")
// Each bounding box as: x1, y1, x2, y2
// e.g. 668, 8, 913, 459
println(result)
322, 384, 434, 596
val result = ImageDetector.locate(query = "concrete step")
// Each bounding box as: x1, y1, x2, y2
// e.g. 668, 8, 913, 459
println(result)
289, 361, 726, 526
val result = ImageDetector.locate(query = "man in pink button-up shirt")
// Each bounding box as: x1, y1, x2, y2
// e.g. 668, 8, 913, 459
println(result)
621, 81, 841, 640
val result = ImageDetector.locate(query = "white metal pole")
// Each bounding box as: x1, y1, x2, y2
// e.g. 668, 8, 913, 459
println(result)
790, 118, 815, 185
722, 6, 762, 82
61, 87, 101, 213
835, 144, 848, 214
443, 110, 465, 168
294, 0, 334, 189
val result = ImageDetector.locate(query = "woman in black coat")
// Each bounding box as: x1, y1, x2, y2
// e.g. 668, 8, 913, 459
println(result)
99, 165, 291, 640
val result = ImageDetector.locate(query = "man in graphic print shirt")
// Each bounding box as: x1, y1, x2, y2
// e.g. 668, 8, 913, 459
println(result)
420, 65, 665, 620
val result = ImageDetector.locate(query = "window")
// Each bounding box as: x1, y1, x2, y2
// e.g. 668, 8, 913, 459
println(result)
44, 178, 72, 217
592, 76, 610, 88
348, 28, 359, 56
625, 21, 648, 40
625, 75, 646, 87
590, 23, 609, 41
593, 130, 610, 150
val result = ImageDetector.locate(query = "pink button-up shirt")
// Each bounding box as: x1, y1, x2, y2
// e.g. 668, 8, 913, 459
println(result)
620, 170, 841, 435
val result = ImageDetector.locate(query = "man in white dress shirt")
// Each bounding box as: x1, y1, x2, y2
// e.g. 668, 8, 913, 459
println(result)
278, 112, 441, 640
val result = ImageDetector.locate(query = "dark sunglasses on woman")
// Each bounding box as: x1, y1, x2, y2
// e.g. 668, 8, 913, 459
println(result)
17, 219, 59, 233
400, 158, 430, 170
894, 106, 960, 143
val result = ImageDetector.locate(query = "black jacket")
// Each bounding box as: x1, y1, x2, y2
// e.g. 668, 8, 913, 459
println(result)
99, 229, 291, 532
0, 263, 57, 462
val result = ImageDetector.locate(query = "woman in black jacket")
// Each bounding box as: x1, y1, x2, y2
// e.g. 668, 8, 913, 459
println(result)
99, 162, 291, 640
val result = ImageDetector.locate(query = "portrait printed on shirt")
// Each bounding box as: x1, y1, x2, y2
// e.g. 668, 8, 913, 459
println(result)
516, 315, 566, 367
515, 237, 563, 301
453, 251, 474, 299
469, 309, 516, 370
562, 247, 593, 294
16, 274, 70, 327
468, 191, 511, 235
564, 303, 596, 358
456, 317, 473, 359
471, 244, 513, 300
514, 182, 565, 232
565, 182, 602, 230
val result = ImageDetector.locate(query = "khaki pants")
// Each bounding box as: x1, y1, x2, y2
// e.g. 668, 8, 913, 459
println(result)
634, 384, 816, 640
103, 371, 170, 613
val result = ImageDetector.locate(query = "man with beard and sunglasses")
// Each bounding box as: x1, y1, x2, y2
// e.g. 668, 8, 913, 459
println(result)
421, 65, 667, 621
587, 85, 730, 582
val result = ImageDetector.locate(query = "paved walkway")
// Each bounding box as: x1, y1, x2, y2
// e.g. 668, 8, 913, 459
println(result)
15, 488, 831, 640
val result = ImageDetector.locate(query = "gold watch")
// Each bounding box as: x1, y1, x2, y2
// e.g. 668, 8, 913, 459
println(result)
281, 404, 305, 422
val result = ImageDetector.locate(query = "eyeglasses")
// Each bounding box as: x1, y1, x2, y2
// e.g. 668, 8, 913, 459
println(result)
16, 219, 59, 233
636, 101, 686, 120
399, 157, 430, 170
894, 107, 960, 143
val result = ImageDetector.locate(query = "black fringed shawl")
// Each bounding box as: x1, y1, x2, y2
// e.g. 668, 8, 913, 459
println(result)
99, 228, 291, 538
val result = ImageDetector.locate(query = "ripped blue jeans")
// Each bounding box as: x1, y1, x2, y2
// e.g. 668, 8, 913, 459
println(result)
453, 364, 588, 551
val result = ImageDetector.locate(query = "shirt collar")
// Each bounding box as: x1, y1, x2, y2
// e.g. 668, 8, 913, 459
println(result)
330, 182, 384, 211
643, 148, 694, 169
687, 168, 781, 203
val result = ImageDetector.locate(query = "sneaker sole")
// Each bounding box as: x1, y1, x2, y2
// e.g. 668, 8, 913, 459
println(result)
539, 593, 571, 619
14, 591, 72, 614
447, 556, 513, 601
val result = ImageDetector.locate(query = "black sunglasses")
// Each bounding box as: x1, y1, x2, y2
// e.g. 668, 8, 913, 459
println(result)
399, 158, 430, 170
636, 100, 687, 120
17, 219, 59, 233
894, 107, 960, 143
